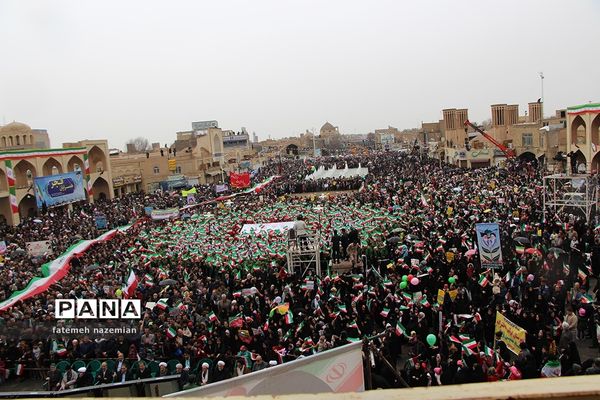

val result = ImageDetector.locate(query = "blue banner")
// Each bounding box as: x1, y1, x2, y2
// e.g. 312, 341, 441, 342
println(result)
95, 214, 107, 230
475, 223, 504, 269
34, 172, 86, 208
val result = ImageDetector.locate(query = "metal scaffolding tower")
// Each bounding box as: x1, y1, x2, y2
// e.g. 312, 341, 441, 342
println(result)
543, 173, 599, 223
286, 235, 321, 277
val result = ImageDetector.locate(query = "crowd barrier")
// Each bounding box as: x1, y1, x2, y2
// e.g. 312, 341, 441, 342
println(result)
0, 374, 181, 398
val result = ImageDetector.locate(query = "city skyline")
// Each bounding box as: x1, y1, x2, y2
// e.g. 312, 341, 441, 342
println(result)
1, 0, 599, 150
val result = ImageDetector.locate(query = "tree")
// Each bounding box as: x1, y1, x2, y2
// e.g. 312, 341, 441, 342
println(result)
126, 137, 150, 152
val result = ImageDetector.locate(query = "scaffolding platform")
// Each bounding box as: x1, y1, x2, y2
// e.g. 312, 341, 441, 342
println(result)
286, 235, 321, 277
543, 173, 599, 222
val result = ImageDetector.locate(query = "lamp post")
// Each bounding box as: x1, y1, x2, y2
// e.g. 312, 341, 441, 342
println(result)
313, 204, 324, 247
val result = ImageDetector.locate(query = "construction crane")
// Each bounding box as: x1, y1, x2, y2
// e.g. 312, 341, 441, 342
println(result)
464, 120, 516, 158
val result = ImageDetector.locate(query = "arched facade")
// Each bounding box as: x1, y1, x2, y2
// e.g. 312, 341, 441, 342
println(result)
91, 176, 110, 200
213, 133, 223, 155
0, 144, 109, 225
18, 195, 37, 218
286, 144, 299, 156
42, 157, 63, 176
88, 145, 107, 173
13, 159, 36, 188
0, 169, 7, 192
67, 155, 84, 172
566, 103, 600, 173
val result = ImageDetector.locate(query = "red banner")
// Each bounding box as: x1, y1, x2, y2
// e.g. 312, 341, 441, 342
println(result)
230, 172, 250, 188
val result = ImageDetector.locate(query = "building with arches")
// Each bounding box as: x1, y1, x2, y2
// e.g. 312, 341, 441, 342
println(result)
442, 102, 569, 169
566, 103, 600, 174
111, 123, 259, 195
0, 121, 50, 150
0, 130, 113, 225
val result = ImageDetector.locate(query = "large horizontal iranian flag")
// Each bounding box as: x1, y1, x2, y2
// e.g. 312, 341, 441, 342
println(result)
0, 225, 133, 311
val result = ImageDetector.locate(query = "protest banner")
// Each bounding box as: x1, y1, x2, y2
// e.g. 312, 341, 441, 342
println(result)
215, 184, 228, 194
495, 311, 527, 354
181, 187, 197, 197
230, 172, 251, 189
26, 240, 53, 257
150, 208, 180, 220
475, 223, 504, 269
94, 214, 107, 229
437, 289, 458, 305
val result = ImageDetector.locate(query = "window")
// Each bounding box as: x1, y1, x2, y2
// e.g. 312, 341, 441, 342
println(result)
522, 133, 533, 147
176, 166, 182, 174
153, 166, 160, 174
540, 133, 544, 148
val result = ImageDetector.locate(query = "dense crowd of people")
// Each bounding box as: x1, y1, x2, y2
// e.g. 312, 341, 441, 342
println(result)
0, 150, 599, 393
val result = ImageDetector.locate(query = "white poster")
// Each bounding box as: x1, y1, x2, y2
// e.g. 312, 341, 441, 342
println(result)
26, 240, 53, 257
240, 221, 296, 234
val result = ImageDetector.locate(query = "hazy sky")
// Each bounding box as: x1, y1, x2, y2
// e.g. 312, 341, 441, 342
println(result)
1, 0, 599, 150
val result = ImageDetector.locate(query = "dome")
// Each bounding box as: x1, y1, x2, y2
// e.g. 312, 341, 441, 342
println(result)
320, 122, 335, 132
0, 121, 32, 134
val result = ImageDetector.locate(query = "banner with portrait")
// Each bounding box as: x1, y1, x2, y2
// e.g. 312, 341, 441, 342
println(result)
475, 223, 503, 269
34, 172, 86, 208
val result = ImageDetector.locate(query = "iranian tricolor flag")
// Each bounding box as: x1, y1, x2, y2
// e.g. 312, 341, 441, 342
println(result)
380, 308, 390, 318
395, 322, 408, 337
15, 364, 25, 376
156, 298, 169, 310
123, 270, 138, 298
515, 245, 525, 254
462, 339, 477, 350
484, 345, 494, 358
229, 314, 244, 328
0, 224, 133, 312
478, 274, 489, 287
144, 274, 154, 288
348, 320, 360, 333
580, 294, 594, 304
284, 311, 294, 325
166, 327, 177, 339
208, 311, 219, 322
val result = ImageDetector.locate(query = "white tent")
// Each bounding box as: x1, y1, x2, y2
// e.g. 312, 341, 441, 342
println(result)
305, 163, 369, 181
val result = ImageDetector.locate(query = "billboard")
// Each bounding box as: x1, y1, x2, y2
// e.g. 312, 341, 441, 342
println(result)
167, 341, 364, 397
192, 120, 219, 131
475, 222, 504, 269
34, 172, 86, 208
